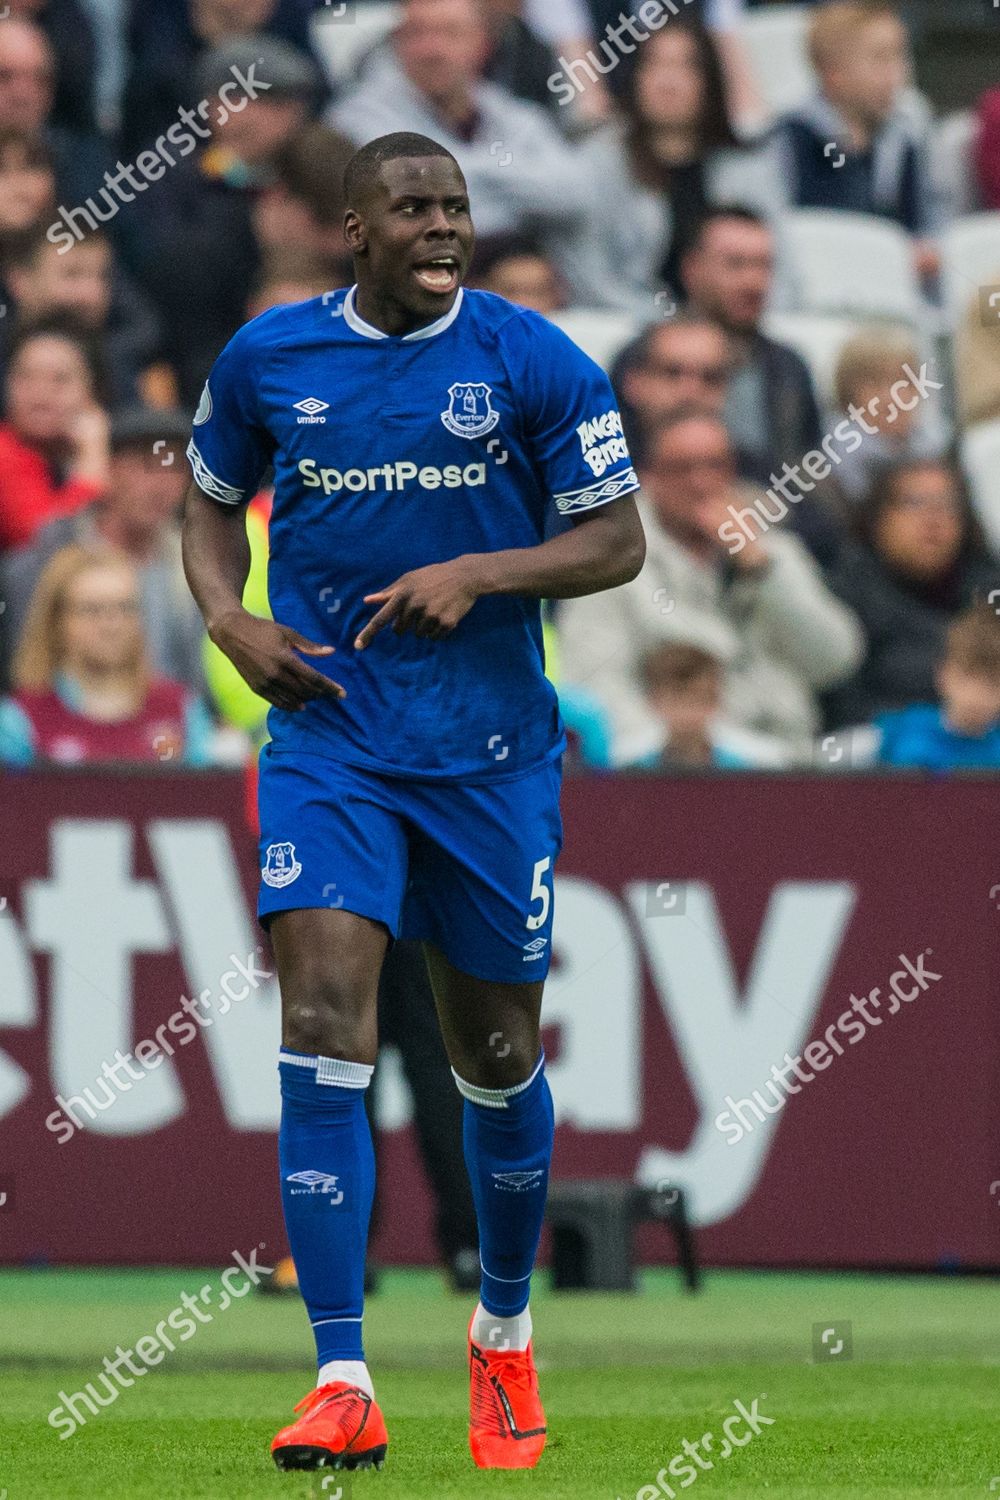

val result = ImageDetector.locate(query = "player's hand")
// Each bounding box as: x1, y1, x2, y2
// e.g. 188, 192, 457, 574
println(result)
355, 559, 481, 649
211, 610, 346, 712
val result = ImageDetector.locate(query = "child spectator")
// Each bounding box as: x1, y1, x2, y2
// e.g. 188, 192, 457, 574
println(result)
830, 326, 946, 504
0, 316, 109, 551
874, 604, 1000, 770
634, 638, 788, 769
0, 544, 213, 765
774, 2, 938, 274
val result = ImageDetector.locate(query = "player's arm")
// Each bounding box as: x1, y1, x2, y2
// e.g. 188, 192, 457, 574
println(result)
182, 324, 346, 711
469, 496, 645, 598
183, 483, 346, 711
357, 312, 646, 649
354, 497, 643, 648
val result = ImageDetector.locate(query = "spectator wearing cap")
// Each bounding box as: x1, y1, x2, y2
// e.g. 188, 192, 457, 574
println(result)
0, 543, 214, 766
0, 315, 109, 554
2, 227, 163, 407
121, 0, 327, 158
332, 0, 590, 251
558, 408, 863, 763
0, 407, 205, 694
132, 34, 322, 406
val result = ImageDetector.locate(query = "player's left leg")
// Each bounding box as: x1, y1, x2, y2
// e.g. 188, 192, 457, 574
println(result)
399, 757, 562, 1468
423, 946, 553, 1470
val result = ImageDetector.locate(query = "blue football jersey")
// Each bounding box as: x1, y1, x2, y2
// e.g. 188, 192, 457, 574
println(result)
187, 287, 639, 780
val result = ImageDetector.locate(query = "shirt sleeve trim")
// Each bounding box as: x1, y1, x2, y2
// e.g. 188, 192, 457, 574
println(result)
554, 466, 640, 514
186, 440, 246, 507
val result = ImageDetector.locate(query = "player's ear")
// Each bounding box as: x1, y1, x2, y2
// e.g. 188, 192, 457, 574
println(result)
344, 209, 366, 255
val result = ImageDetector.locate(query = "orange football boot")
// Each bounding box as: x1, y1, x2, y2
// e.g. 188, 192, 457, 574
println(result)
271, 1381, 388, 1472
468, 1319, 546, 1469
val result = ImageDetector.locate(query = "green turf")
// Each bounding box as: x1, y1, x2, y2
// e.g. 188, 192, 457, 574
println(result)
1, 1267, 996, 1499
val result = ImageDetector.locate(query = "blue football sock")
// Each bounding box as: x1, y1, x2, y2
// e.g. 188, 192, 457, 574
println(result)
454, 1053, 554, 1318
278, 1050, 375, 1370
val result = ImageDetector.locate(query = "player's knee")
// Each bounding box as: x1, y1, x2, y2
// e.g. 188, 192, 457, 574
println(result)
282, 975, 375, 1062
472, 1037, 539, 1090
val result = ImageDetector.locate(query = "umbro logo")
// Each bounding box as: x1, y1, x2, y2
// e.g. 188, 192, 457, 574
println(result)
294, 397, 329, 425
523, 936, 548, 962
286, 1170, 345, 1203
492, 1170, 544, 1193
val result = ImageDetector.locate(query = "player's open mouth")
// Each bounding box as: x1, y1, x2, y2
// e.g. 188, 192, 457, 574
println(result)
412, 258, 460, 294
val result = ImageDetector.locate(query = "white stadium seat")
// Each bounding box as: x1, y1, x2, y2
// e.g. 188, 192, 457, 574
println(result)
940, 213, 1000, 334
763, 313, 864, 407
311, 1, 400, 89
550, 308, 642, 371
930, 111, 981, 226
740, 5, 812, 118
961, 419, 1000, 556
777, 210, 926, 326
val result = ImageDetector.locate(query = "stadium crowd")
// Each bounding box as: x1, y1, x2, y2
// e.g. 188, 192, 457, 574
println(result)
1, 0, 1000, 772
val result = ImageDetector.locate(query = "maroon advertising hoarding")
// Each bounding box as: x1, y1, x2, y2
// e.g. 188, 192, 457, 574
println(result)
0, 770, 997, 1269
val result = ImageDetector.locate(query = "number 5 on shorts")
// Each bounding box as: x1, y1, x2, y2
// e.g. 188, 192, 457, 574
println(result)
526, 856, 552, 932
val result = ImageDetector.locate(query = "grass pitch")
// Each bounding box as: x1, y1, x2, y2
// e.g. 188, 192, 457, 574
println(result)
1, 1266, 996, 1499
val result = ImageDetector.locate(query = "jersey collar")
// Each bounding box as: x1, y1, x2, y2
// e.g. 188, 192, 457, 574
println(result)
342, 285, 464, 343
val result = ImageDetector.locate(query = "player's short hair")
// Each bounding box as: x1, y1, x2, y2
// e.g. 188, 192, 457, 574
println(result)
944, 604, 1000, 681
808, 2, 901, 73
343, 133, 460, 210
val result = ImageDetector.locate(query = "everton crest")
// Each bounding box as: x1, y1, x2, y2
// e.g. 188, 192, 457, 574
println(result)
262, 842, 302, 889
441, 382, 499, 439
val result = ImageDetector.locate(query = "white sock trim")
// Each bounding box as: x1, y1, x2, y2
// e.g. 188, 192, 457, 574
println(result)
317, 1358, 374, 1399
279, 1051, 374, 1089
471, 1302, 532, 1353
452, 1052, 544, 1109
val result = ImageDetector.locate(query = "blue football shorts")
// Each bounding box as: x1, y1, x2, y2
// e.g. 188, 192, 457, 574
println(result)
256, 746, 563, 984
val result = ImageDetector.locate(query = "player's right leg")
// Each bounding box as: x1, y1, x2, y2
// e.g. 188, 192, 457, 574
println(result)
269, 906, 389, 1470
256, 750, 409, 1473
269, 907, 391, 1472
